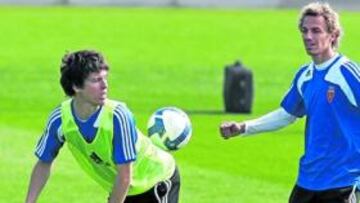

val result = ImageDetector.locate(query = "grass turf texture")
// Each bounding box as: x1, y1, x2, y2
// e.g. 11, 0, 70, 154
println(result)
1, 6, 360, 203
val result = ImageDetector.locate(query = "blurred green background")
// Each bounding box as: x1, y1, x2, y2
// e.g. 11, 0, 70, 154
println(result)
0, 6, 359, 202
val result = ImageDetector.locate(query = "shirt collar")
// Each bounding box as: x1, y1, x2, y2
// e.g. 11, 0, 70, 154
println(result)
313, 53, 340, 71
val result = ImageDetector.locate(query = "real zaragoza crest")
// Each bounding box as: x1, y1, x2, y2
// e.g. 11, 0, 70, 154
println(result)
327, 86, 335, 103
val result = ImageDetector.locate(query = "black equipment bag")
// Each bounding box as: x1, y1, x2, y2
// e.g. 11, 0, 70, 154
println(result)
223, 61, 253, 113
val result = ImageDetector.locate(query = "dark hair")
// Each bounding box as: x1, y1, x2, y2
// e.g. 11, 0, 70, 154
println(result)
60, 50, 109, 96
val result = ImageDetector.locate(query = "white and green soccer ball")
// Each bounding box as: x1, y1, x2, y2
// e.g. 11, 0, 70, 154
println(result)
147, 107, 192, 151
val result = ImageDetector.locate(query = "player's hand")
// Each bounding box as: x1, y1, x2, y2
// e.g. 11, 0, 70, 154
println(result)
219, 122, 245, 139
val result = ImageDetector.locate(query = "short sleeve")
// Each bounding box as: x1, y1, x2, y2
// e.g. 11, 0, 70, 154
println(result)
35, 107, 64, 163
113, 104, 138, 164
281, 69, 307, 118
341, 62, 360, 107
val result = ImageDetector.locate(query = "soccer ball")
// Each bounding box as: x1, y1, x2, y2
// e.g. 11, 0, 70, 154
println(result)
147, 107, 192, 151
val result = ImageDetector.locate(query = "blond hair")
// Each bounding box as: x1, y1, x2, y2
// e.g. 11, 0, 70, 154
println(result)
298, 2, 342, 49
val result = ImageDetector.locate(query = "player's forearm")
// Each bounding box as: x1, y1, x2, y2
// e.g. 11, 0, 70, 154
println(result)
108, 164, 131, 203
108, 175, 130, 203
243, 108, 297, 136
25, 161, 52, 203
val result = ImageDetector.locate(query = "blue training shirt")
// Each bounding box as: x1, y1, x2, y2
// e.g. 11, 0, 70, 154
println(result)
35, 100, 137, 164
281, 54, 360, 190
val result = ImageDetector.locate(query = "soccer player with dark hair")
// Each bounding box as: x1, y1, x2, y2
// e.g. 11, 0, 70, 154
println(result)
220, 2, 360, 203
25, 50, 180, 203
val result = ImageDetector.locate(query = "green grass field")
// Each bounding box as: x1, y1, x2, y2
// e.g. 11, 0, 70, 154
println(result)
1, 6, 360, 203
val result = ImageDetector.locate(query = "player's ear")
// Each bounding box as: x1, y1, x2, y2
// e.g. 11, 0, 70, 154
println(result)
72, 84, 81, 93
330, 29, 340, 48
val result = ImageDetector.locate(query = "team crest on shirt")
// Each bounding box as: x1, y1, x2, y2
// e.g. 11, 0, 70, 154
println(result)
327, 86, 335, 103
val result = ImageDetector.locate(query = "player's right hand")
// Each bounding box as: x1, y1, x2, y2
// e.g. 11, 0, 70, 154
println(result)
219, 122, 245, 139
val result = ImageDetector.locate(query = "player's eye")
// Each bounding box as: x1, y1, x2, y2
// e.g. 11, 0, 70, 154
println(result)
300, 27, 308, 34
312, 28, 322, 34
87, 77, 101, 83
